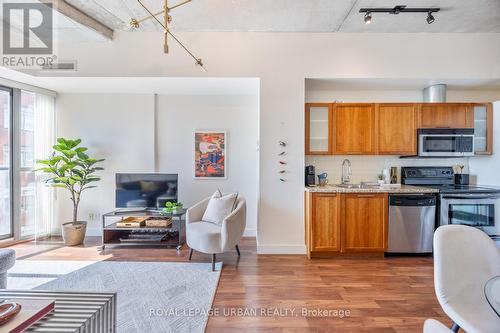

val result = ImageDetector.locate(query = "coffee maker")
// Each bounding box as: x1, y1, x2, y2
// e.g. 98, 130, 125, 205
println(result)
305, 165, 315, 186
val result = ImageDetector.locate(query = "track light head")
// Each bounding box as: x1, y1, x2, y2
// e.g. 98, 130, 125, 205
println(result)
364, 12, 372, 24
426, 11, 435, 24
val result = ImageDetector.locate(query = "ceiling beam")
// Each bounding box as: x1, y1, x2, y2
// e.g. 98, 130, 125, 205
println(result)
40, 0, 114, 40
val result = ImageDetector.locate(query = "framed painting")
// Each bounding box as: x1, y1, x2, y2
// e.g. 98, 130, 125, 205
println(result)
194, 131, 227, 179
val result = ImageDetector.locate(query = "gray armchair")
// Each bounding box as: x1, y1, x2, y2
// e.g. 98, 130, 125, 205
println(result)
0, 249, 15, 288
186, 197, 246, 271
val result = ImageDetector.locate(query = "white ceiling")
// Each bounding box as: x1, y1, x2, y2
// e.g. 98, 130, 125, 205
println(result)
0, 67, 259, 94
63, 0, 500, 33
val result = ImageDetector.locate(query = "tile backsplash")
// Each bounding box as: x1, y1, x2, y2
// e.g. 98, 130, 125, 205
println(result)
305, 155, 470, 184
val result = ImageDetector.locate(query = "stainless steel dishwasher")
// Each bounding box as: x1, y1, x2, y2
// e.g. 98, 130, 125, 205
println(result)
388, 194, 437, 253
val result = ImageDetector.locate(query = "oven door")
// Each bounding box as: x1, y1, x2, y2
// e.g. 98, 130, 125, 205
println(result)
440, 193, 500, 237
419, 135, 463, 157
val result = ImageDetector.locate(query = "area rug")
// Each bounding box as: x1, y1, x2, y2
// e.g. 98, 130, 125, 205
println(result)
8, 260, 222, 333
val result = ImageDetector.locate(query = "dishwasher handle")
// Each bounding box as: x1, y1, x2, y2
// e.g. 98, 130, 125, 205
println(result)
389, 195, 437, 207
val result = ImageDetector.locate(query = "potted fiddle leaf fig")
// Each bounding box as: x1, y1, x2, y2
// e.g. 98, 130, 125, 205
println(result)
37, 138, 104, 246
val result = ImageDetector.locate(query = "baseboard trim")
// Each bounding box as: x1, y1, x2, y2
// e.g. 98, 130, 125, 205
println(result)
257, 244, 306, 255
243, 228, 256, 237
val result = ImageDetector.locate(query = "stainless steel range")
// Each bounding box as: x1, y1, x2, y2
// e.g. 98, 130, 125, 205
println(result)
402, 166, 500, 243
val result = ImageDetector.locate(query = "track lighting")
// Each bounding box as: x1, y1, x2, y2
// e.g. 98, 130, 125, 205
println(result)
364, 12, 372, 24
359, 5, 440, 25
426, 11, 435, 24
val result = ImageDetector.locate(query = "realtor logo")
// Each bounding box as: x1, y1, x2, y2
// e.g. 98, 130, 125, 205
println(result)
2, 2, 53, 54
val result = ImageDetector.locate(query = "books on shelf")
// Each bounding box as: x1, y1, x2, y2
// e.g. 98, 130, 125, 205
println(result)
145, 217, 172, 228
116, 217, 146, 228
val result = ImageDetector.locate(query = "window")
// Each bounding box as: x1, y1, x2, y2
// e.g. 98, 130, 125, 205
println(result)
19, 91, 36, 238
0, 87, 11, 239
20, 146, 34, 168
1, 144, 8, 168
2, 103, 8, 129
0, 86, 55, 241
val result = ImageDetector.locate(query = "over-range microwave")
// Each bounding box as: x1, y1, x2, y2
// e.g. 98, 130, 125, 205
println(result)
418, 128, 475, 157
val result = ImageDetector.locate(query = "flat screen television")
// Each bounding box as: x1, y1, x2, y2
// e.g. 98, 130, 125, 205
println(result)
115, 173, 178, 209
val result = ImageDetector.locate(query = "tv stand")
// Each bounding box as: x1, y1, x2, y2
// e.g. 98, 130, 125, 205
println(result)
101, 209, 186, 250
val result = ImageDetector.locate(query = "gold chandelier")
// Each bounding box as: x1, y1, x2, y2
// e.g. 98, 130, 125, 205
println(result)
130, 0, 205, 71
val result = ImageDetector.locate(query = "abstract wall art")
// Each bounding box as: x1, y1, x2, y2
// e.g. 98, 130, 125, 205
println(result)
194, 131, 226, 179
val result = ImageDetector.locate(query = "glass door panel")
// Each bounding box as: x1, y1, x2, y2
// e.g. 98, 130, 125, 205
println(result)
473, 105, 488, 153
0, 88, 12, 239
19, 91, 36, 238
307, 105, 331, 154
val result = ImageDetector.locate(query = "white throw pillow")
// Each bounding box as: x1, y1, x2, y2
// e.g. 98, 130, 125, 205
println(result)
202, 190, 238, 225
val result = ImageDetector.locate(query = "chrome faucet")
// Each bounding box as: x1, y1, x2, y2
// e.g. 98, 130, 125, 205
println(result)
341, 159, 352, 184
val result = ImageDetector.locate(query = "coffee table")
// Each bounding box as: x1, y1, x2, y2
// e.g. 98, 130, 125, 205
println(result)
0, 290, 116, 332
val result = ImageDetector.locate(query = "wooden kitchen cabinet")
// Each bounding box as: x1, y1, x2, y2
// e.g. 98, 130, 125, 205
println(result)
305, 101, 493, 156
306, 193, 341, 256
341, 194, 388, 253
469, 103, 493, 155
419, 103, 474, 129
334, 103, 376, 154
377, 104, 418, 155
305, 192, 388, 258
305, 103, 333, 155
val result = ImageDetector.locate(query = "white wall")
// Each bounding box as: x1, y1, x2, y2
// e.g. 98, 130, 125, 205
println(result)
470, 101, 500, 185
156, 94, 259, 236
55, 90, 259, 236
13, 32, 500, 253
56, 94, 155, 235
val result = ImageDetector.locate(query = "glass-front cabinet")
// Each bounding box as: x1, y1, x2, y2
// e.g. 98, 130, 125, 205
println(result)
470, 103, 493, 155
305, 103, 333, 155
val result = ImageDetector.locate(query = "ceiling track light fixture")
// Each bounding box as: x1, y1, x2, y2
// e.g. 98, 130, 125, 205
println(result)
130, 0, 206, 71
364, 12, 372, 24
359, 5, 440, 25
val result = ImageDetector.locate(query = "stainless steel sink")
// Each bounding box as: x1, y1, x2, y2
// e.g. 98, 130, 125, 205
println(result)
335, 183, 363, 189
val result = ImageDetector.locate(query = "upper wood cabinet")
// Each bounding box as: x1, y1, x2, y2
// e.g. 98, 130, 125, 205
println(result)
334, 103, 376, 154
419, 103, 474, 129
341, 194, 388, 253
470, 103, 493, 155
304, 102, 493, 156
307, 193, 341, 255
377, 104, 417, 155
305, 103, 333, 155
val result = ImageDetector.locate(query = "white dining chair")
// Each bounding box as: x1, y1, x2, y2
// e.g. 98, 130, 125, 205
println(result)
423, 319, 454, 333
434, 225, 500, 333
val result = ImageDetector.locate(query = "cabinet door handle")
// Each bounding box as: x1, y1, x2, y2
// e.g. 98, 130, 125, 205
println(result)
355, 194, 376, 198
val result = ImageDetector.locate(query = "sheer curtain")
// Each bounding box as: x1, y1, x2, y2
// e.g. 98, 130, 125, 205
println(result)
34, 93, 55, 240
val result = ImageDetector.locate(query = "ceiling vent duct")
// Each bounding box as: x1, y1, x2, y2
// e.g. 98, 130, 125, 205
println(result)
41, 61, 77, 72
423, 84, 447, 103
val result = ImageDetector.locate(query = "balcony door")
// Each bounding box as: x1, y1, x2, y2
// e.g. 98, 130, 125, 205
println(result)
0, 87, 13, 239
0, 86, 54, 241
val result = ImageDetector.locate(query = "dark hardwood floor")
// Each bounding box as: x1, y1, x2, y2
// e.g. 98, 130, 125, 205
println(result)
11, 237, 449, 332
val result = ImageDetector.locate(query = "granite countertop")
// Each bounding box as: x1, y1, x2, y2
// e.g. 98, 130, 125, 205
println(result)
305, 184, 439, 194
